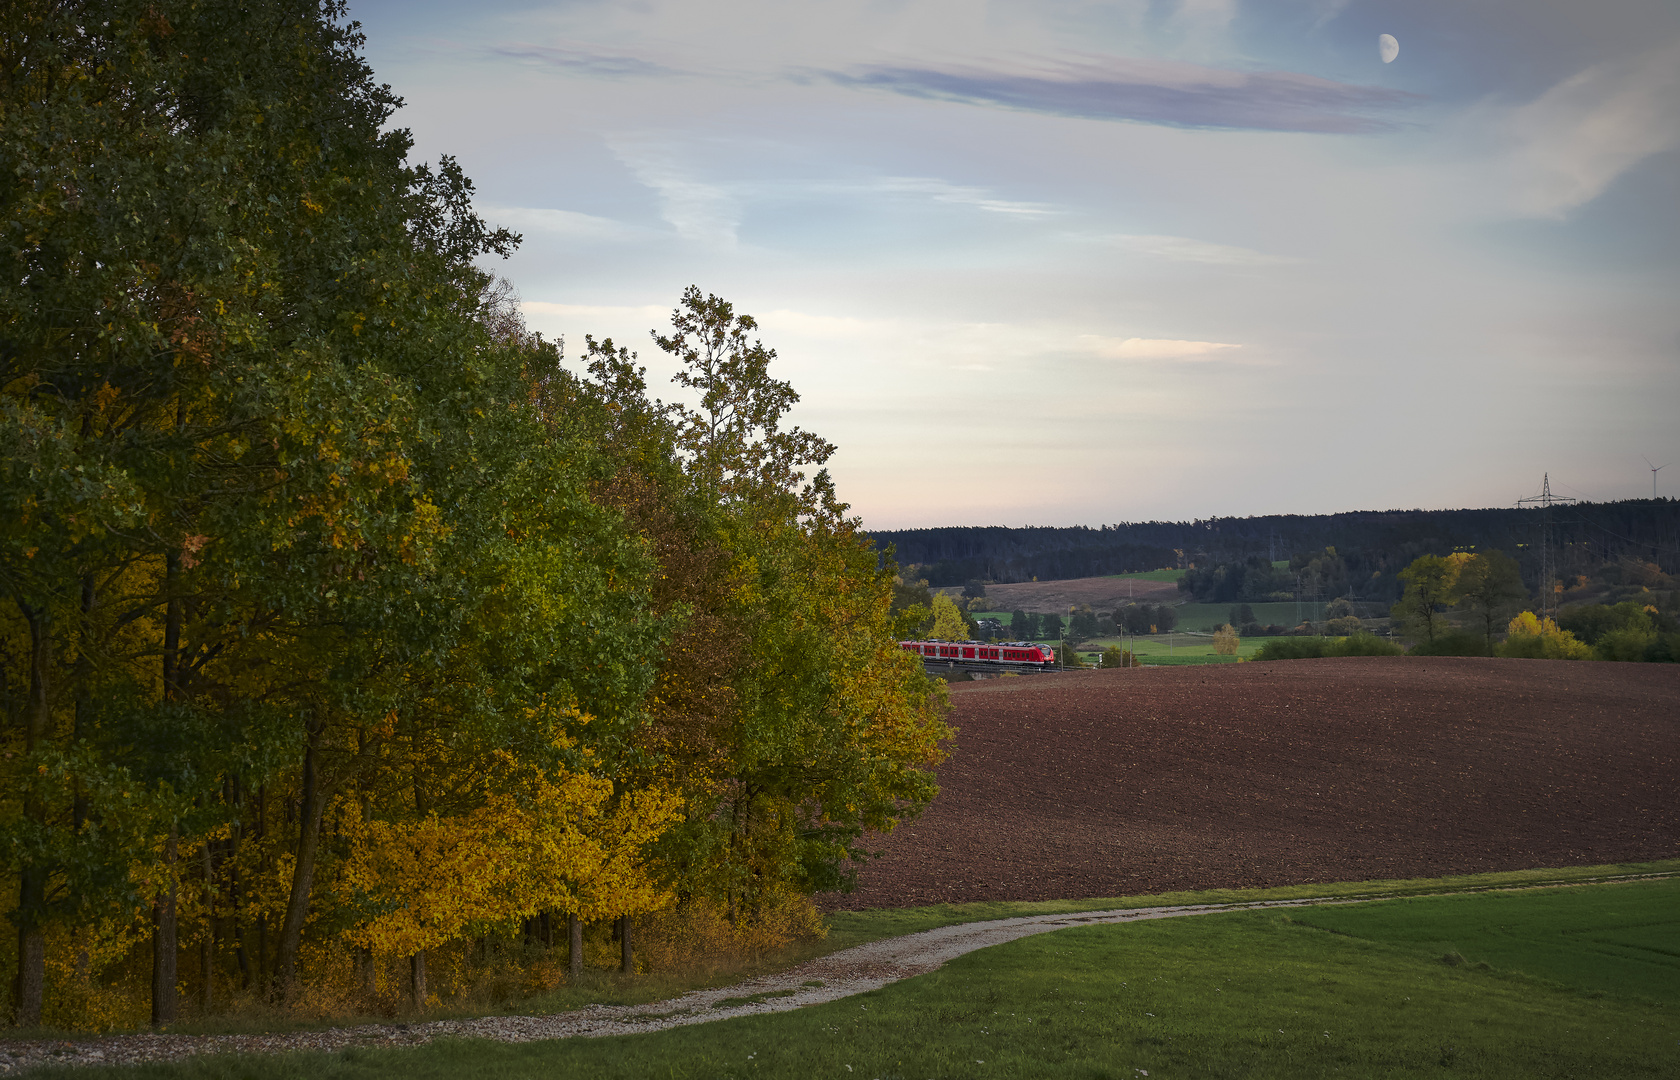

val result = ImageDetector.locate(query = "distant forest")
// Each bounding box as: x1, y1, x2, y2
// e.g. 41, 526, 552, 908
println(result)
871, 499, 1680, 603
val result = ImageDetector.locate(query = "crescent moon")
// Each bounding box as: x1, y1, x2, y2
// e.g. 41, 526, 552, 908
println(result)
1379, 34, 1399, 63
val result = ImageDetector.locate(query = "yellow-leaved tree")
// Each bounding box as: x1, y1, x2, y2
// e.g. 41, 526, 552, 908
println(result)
1212, 624, 1241, 655
1496, 612, 1593, 660
927, 593, 971, 640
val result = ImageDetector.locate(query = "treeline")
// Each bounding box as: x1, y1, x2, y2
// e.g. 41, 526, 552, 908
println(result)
1, 0, 946, 1031
876, 502, 1680, 596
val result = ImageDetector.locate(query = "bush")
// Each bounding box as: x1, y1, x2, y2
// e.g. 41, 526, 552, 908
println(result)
1212, 623, 1240, 655
1335, 632, 1404, 657
1596, 627, 1657, 661
1101, 645, 1141, 668
1254, 637, 1328, 660
1497, 612, 1593, 660
1323, 615, 1364, 636
1253, 634, 1403, 661
1410, 631, 1492, 657
1644, 632, 1680, 663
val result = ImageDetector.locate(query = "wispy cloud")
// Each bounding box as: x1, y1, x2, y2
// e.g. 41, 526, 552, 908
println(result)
1494, 38, 1680, 218
609, 142, 740, 248
825, 55, 1421, 133
1104, 234, 1294, 265
876, 176, 1057, 216
477, 205, 654, 243
1080, 335, 1244, 360
491, 41, 680, 78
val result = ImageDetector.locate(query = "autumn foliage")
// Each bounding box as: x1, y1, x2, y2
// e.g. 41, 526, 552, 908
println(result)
1, 1, 949, 1030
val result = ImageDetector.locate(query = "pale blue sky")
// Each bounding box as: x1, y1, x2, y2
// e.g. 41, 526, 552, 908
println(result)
349, 0, 1679, 528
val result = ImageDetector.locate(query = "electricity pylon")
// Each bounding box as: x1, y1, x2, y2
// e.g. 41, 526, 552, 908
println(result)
1517, 474, 1576, 622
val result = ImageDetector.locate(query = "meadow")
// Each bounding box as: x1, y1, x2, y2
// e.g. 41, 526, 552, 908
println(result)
41, 874, 1678, 1079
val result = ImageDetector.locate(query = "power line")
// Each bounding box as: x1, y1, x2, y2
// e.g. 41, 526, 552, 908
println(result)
1516, 474, 1576, 622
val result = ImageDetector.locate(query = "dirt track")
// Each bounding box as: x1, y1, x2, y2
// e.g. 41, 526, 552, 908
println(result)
825, 657, 1680, 910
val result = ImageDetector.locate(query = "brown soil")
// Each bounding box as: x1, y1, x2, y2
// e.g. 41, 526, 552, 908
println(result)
945, 575, 1182, 614
825, 657, 1680, 910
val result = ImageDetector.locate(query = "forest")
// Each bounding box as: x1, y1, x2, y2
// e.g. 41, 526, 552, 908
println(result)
878, 500, 1680, 601
0, 2, 948, 1030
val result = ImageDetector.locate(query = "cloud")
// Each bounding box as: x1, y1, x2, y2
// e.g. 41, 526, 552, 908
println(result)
608, 142, 740, 247
1104, 234, 1294, 265
1080, 336, 1244, 360
824, 54, 1421, 133
1496, 38, 1680, 218
491, 42, 679, 78
476, 205, 652, 242
876, 176, 1057, 216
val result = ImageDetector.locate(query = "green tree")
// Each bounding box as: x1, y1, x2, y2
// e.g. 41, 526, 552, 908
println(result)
1040, 612, 1064, 640
1391, 555, 1459, 645
1451, 551, 1529, 651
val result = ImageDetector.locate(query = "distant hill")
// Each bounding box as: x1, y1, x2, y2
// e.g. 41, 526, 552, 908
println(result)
869, 500, 1680, 601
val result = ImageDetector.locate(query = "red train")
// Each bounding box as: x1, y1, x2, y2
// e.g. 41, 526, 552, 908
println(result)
899, 639, 1057, 670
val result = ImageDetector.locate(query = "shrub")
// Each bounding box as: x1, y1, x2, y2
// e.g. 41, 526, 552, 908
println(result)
1410, 631, 1492, 657
1323, 615, 1364, 636
1212, 623, 1240, 655
1643, 632, 1680, 663
1596, 627, 1657, 662
1497, 612, 1593, 660
1334, 633, 1405, 657
1255, 637, 1328, 660
1253, 634, 1403, 661
1101, 646, 1141, 668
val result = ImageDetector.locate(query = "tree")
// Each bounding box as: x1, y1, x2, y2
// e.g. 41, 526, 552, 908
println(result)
1154, 605, 1179, 633
1391, 555, 1460, 645
1497, 612, 1592, 659
1101, 646, 1140, 668
1451, 551, 1529, 650
1010, 610, 1034, 639
1212, 624, 1240, 655
927, 594, 970, 640
1040, 613, 1064, 640
961, 579, 987, 601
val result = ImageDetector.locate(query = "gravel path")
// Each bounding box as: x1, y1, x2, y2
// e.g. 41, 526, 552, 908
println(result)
0, 896, 1342, 1074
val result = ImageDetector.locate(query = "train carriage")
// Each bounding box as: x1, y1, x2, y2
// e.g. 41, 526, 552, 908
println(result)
899, 639, 1056, 671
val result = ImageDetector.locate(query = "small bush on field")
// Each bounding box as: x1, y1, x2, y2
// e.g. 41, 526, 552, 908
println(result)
1411, 630, 1492, 657
1322, 615, 1363, 636
1101, 645, 1141, 668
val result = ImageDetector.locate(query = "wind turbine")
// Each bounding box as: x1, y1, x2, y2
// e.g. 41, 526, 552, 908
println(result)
1646, 456, 1671, 500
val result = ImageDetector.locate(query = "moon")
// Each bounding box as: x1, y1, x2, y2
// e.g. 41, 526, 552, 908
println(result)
1379, 34, 1399, 63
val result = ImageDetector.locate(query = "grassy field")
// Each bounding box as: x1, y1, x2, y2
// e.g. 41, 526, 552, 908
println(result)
1061, 633, 1284, 666
63, 873, 1680, 1080
1172, 601, 1316, 631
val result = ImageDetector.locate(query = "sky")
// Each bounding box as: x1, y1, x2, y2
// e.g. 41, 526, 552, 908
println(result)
347, 0, 1680, 529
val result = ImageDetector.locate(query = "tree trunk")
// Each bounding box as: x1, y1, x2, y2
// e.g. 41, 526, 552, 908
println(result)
201, 842, 214, 1015
12, 872, 45, 1028
619, 916, 633, 974
273, 726, 327, 1000
151, 828, 179, 1027
568, 914, 582, 981
13, 606, 52, 1027
410, 951, 427, 1010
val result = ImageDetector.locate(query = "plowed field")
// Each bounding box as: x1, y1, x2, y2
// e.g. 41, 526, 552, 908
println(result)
825, 657, 1680, 910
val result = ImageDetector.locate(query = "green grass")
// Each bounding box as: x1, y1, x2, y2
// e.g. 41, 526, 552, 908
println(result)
1067, 633, 1285, 666
1285, 880, 1680, 1005
59, 874, 1680, 1080
1172, 601, 1317, 631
